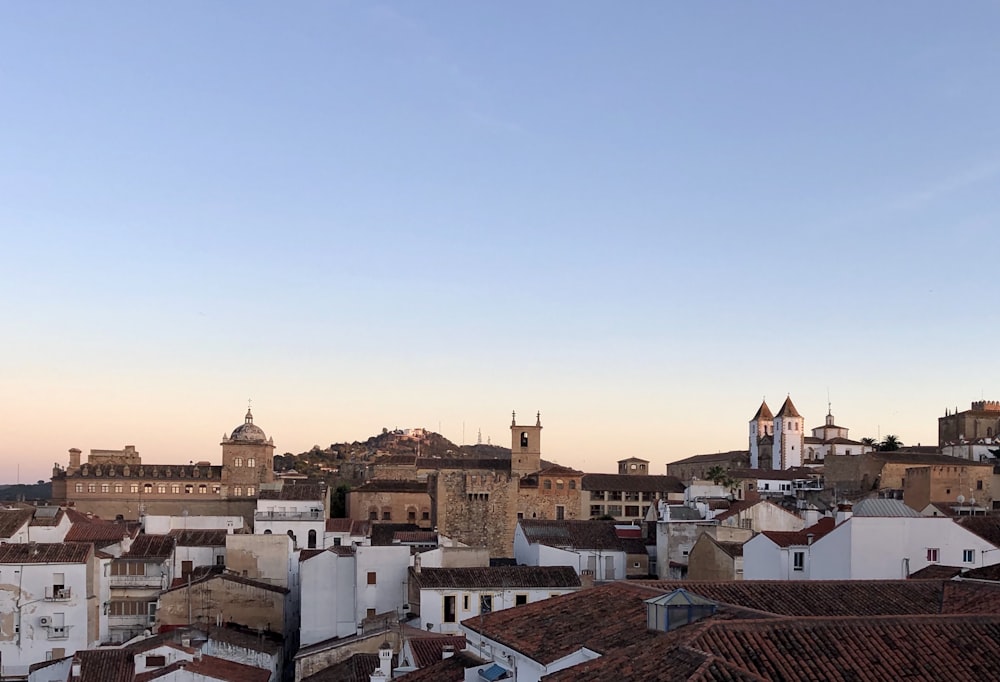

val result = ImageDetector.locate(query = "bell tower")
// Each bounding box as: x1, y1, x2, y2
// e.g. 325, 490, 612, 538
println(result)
510, 411, 542, 479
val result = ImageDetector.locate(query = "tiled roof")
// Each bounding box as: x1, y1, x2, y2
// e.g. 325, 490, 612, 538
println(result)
351, 480, 429, 494
666, 451, 749, 467
76, 649, 136, 682
258, 483, 325, 500
136, 654, 270, 682
408, 635, 467, 667
0, 542, 92, 564
163, 567, 289, 595
711, 500, 757, 522
65, 519, 137, 544
543, 641, 766, 682
393, 531, 437, 544
412, 565, 580, 589
940, 580, 1000, 614
169, 529, 228, 546
518, 519, 625, 551
774, 396, 801, 418
621, 538, 649, 555
956, 515, 1000, 547
581, 473, 684, 493
760, 517, 835, 547
326, 518, 367, 534
907, 564, 964, 580
534, 464, 584, 476
636, 580, 952, 618
371, 523, 423, 546
751, 401, 772, 421
876, 452, 984, 466
417, 457, 511, 471
727, 468, 818, 481
397, 651, 482, 682
713, 541, 745, 558
301, 652, 394, 682
375, 454, 418, 465
123, 534, 176, 559
299, 549, 327, 562
0, 508, 33, 538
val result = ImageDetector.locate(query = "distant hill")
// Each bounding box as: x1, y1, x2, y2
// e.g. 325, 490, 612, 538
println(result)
274, 429, 512, 479
0, 481, 52, 501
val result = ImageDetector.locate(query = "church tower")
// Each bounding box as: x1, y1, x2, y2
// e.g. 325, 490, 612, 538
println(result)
510, 411, 542, 479
221, 408, 275, 497
772, 396, 804, 469
749, 400, 773, 469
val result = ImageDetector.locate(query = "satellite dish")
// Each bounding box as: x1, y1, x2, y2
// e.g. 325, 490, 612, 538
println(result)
957, 494, 966, 504
969, 497, 976, 506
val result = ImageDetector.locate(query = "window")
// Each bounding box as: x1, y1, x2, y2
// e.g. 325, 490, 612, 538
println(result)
741, 518, 753, 531
367, 608, 376, 619
246, 486, 256, 496
408, 510, 416, 522
197, 484, 207, 494
233, 486, 243, 497
216, 555, 225, 565
88, 484, 96, 493
247, 457, 256, 467
633, 562, 641, 568
101, 484, 109, 493
978, 480, 984, 490
114, 484, 123, 493
793, 552, 805, 571
556, 480, 564, 490
569, 480, 576, 490
333, 537, 342, 546
171, 484, 180, 494
212, 485, 221, 494
367, 571, 376, 585
590, 505, 603, 517
422, 511, 430, 521
927, 548, 940, 562
184, 485, 192, 494
556, 505, 565, 520
608, 491, 622, 501
515, 594, 528, 606
444, 595, 456, 623
463, 595, 470, 610
544, 480, 552, 490
157, 484, 167, 494
144, 483, 152, 494
963, 549, 975, 563
480, 595, 493, 614
75, 484, 83, 493
234, 457, 243, 467
625, 505, 639, 517
607, 505, 622, 516
382, 510, 391, 520
145, 655, 166, 667
369, 509, 378, 521
308, 529, 317, 549
625, 492, 639, 501
520, 432, 528, 448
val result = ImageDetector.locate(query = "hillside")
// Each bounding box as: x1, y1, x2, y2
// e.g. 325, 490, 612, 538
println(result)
0, 481, 52, 501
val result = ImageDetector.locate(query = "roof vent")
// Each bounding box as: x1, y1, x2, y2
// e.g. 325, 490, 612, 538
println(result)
645, 589, 717, 633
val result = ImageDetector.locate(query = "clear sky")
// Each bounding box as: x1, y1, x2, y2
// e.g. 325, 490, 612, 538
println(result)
2, 2, 999, 484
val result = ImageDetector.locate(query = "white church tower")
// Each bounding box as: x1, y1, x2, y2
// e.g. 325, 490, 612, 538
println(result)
772, 396, 804, 469
749, 400, 773, 469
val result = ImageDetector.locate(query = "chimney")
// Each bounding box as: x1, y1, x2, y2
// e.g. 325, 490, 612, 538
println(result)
375, 641, 393, 677
802, 507, 819, 527
68, 448, 82, 473
806, 533, 815, 546
835, 502, 853, 524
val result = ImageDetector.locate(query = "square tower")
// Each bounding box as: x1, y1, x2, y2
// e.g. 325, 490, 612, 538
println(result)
511, 411, 542, 479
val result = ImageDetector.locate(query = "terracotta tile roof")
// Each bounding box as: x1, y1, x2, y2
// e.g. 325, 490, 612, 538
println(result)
301, 652, 395, 682
666, 451, 750, 467
751, 401, 772, 421
412, 565, 580, 590
0, 542, 92, 564
123, 534, 176, 559
75, 649, 135, 682
163, 567, 290, 595
614, 527, 643, 539
518, 519, 625, 551
907, 564, 964, 580
620, 538, 649, 555
581, 473, 685, 494
774, 396, 801, 418
543, 641, 766, 682
135, 654, 270, 682
396, 651, 482, 682
299, 549, 327, 562
407, 634, 467, 667
710, 500, 755, 522
258, 483, 325, 500
956, 515, 1000, 547
326, 518, 366, 534
0, 508, 33, 538
940, 580, 1000, 614
371, 523, 423, 546
534, 464, 584, 476
464, 582, 663, 665
759, 517, 835, 547
168, 529, 228, 547
65, 519, 137, 544
417, 457, 511, 471
393, 531, 437, 544
713, 541, 745, 558
727, 467, 818, 481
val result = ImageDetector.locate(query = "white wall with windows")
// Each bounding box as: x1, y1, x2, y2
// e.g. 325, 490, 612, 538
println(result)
419, 584, 575, 634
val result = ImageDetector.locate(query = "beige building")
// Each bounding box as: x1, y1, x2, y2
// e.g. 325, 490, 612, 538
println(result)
581, 473, 684, 522
348, 480, 432, 526
51, 409, 277, 520
903, 461, 995, 512
687, 534, 745, 580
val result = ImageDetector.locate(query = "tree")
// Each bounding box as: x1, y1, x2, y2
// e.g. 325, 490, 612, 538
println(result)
330, 484, 351, 518
879, 435, 903, 451
860, 437, 878, 449
705, 465, 737, 493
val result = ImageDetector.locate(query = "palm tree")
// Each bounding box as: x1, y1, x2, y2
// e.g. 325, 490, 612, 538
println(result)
879, 435, 903, 451
860, 437, 878, 450
705, 465, 728, 484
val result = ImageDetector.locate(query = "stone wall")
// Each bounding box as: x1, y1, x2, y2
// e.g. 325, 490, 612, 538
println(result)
348, 490, 432, 527
432, 470, 516, 558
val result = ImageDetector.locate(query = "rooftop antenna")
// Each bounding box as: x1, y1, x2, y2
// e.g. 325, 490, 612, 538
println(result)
477, 429, 482, 445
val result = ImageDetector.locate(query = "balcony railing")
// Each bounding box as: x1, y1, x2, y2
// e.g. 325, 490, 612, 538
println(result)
254, 510, 323, 521
45, 586, 72, 601
109, 574, 163, 588
109, 614, 156, 628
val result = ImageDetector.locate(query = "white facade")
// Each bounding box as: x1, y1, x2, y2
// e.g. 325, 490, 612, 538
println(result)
744, 516, 1000, 580
460, 628, 599, 682
513, 526, 625, 581
143, 515, 244, 535
0, 547, 95, 678
298, 545, 411, 646
171, 543, 225, 579
714, 500, 805, 533
255, 498, 325, 551
419, 584, 577, 634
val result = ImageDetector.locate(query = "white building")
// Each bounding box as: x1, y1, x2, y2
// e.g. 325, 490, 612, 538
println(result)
322, 518, 368, 549
744, 501, 1000, 580
298, 544, 411, 646
0, 543, 98, 678
143, 514, 244, 535
750, 398, 871, 469
514, 520, 626, 581
254, 485, 326, 551
169, 529, 228, 580
412, 565, 580, 634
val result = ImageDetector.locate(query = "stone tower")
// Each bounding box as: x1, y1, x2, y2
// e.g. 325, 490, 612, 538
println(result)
772, 396, 804, 470
749, 400, 773, 469
221, 408, 275, 496
510, 411, 542, 479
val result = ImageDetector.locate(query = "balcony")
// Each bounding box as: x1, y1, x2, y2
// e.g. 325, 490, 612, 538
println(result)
45, 625, 72, 640
109, 574, 163, 588
254, 510, 323, 522
44, 586, 72, 601
109, 614, 156, 629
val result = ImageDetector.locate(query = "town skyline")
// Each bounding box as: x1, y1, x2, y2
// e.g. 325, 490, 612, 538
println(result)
3, 3, 999, 483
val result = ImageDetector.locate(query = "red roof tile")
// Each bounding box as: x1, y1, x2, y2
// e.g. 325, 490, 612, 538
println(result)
136, 654, 270, 682
412, 566, 580, 590
408, 635, 467, 667
759, 517, 835, 547
0, 542, 92, 564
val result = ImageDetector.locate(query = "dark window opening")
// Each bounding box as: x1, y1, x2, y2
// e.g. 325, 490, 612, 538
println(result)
444, 595, 456, 623
520, 432, 529, 448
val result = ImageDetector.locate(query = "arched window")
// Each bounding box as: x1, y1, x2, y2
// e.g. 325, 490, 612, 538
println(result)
198, 484, 207, 494
520, 432, 529, 448
287, 530, 297, 547
233, 486, 243, 497
185, 485, 193, 494
264, 529, 272, 535
144, 483, 153, 494
247, 458, 256, 468
234, 457, 243, 467
308, 529, 317, 549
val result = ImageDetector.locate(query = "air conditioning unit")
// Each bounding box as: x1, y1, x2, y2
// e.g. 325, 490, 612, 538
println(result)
57, 589, 69, 599
39, 616, 51, 626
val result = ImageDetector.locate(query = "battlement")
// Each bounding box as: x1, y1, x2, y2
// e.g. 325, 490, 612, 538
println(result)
972, 401, 1000, 413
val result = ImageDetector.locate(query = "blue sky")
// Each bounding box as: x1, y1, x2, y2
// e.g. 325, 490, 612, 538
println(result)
2, 2, 999, 483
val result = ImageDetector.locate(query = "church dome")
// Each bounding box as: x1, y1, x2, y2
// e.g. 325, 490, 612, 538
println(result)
229, 408, 267, 443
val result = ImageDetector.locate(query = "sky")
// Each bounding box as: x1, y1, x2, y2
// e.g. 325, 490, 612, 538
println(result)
2, 2, 1000, 484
